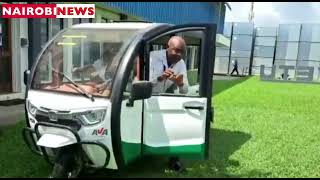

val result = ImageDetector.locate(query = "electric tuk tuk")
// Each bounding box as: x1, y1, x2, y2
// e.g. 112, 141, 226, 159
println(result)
22, 22, 216, 178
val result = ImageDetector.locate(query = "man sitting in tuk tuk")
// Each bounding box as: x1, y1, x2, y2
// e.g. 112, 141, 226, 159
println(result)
149, 36, 189, 95
72, 44, 119, 95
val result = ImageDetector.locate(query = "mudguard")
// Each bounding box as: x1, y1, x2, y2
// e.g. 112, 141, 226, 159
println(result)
37, 134, 77, 148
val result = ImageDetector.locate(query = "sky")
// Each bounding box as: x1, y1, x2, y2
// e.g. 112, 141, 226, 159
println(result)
225, 2, 320, 27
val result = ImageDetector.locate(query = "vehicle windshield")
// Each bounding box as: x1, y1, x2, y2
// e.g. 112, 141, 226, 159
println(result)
31, 28, 140, 98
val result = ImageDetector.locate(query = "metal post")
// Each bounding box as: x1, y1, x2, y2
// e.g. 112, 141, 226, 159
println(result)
249, 27, 256, 75
227, 22, 234, 74
295, 24, 303, 79
272, 27, 278, 66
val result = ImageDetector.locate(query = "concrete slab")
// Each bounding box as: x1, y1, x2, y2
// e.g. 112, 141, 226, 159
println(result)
213, 75, 243, 81
0, 102, 25, 127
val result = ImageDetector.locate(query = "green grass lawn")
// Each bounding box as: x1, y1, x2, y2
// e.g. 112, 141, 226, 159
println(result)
1, 76, 320, 177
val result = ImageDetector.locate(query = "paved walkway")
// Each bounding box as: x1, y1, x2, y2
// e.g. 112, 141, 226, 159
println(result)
0, 103, 25, 127
213, 75, 244, 81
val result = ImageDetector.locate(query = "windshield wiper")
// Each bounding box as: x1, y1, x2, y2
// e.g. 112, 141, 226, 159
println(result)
52, 68, 95, 102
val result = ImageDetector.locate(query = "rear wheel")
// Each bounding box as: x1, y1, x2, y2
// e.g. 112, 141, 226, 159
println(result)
168, 157, 186, 173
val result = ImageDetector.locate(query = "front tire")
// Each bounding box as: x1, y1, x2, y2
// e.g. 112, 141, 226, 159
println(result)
49, 153, 71, 178
49, 146, 83, 178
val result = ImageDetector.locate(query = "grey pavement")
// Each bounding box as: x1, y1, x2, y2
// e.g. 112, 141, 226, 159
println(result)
213, 75, 243, 81
0, 103, 25, 127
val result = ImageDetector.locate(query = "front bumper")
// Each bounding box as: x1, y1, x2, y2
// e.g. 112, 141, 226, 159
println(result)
22, 121, 111, 169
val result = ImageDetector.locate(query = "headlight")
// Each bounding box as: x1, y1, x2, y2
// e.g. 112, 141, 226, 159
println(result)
27, 101, 37, 116
73, 109, 106, 126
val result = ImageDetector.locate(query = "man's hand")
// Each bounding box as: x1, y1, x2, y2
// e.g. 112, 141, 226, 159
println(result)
169, 74, 184, 87
72, 67, 82, 75
158, 68, 174, 81
96, 83, 107, 93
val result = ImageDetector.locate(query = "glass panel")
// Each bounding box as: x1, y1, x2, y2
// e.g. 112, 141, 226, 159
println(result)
231, 50, 251, 58
233, 22, 254, 35
252, 66, 272, 75
31, 28, 141, 98
252, 61, 274, 75
184, 45, 200, 70
124, 56, 140, 95
308, 43, 320, 61
256, 27, 277, 37
223, 22, 232, 37
253, 57, 273, 68
300, 24, 320, 42
232, 35, 253, 51
214, 57, 229, 74
255, 37, 276, 46
40, 18, 48, 47
278, 24, 301, 42
298, 42, 320, 61
275, 42, 299, 60
298, 42, 310, 61
72, 38, 81, 71
254, 46, 274, 58
216, 47, 229, 57
52, 19, 62, 38
85, 42, 100, 66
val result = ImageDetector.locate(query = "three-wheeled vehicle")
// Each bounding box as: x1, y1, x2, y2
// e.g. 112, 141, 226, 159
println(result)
22, 22, 216, 178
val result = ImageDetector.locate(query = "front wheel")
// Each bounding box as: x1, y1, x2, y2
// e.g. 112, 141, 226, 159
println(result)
49, 146, 83, 178
50, 159, 69, 178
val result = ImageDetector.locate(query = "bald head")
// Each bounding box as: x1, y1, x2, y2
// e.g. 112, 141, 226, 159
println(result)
168, 36, 186, 50
166, 36, 187, 64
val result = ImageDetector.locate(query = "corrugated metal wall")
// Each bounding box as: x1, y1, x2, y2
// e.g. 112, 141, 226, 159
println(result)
104, 2, 224, 33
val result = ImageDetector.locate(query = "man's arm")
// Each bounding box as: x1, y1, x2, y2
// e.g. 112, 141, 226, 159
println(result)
73, 59, 102, 75
177, 61, 189, 94
74, 65, 95, 73
177, 74, 188, 94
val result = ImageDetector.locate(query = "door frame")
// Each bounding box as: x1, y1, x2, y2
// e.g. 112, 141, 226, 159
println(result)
142, 24, 216, 159
109, 23, 171, 169
110, 23, 216, 169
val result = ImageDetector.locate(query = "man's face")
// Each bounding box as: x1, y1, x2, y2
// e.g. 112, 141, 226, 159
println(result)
102, 45, 119, 63
167, 42, 185, 64
102, 49, 115, 63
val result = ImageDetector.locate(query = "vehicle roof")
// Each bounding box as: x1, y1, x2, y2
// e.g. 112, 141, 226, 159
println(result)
71, 22, 159, 30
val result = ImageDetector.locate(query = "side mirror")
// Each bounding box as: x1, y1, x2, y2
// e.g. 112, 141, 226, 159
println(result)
126, 81, 152, 107
24, 70, 31, 85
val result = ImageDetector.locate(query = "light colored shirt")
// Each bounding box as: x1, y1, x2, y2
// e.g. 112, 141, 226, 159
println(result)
91, 58, 114, 88
92, 59, 107, 81
149, 50, 189, 94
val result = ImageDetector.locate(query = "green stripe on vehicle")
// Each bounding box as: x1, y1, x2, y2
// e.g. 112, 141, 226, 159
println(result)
121, 142, 206, 165
121, 142, 141, 165
143, 144, 205, 159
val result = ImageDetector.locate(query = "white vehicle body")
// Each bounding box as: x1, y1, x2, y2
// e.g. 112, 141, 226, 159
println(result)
22, 22, 216, 177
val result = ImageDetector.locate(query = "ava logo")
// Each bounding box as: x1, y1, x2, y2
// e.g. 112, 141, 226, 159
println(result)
92, 128, 108, 136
